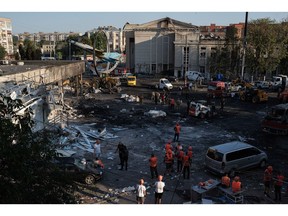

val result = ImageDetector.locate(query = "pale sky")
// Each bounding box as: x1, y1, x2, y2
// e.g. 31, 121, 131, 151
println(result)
1, 12, 288, 34
1, 0, 288, 34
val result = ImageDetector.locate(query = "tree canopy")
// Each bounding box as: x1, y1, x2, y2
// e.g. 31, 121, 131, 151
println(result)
0, 45, 6, 60
0, 94, 76, 204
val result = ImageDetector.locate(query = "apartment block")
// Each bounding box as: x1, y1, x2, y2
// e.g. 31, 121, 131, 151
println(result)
0, 17, 14, 58
88, 26, 126, 53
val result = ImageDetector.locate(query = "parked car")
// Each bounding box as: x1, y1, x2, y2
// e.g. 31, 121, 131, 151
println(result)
254, 81, 271, 89
205, 141, 267, 177
53, 157, 103, 185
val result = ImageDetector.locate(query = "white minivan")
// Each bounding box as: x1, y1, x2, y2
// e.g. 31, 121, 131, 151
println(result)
205, 141, 268, 176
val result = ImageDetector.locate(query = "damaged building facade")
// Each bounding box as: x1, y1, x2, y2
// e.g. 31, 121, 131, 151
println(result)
0, 61, 85, 131
124, 17, 227, 79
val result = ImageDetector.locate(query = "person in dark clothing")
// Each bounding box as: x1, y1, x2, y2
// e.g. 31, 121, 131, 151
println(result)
115, 142, 125, 165
120, 145, 129, 170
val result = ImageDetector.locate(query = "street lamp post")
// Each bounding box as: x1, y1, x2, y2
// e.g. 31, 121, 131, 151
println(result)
241, 12, 248, 79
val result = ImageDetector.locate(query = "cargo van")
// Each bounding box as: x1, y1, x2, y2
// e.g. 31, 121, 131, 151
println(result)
205, 141, 267, 176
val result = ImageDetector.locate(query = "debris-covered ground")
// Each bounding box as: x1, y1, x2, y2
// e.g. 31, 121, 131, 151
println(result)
56, 77, 288, 204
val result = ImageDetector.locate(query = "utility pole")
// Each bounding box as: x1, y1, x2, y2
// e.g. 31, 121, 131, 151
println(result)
184, 34, 188, 86
241, 12, 248, 79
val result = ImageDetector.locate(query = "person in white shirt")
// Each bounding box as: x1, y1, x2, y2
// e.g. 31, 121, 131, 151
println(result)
136, 179, 146, 204
154, 175, 165, 204
93, 139, 101, 159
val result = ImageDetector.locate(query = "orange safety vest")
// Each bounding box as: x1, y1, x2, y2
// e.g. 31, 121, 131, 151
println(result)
149, 156, 158, 167
264, 169, 273, 182
187, 150, 193, 159
221, 176, 230, 187
183, 155, 190, 167
232, 181, 241, 193
177, 150, 184, 161
174, 125, 181, 134
165, 152, 173, 164
165, 143, 172, 151
275, 174, 285, 186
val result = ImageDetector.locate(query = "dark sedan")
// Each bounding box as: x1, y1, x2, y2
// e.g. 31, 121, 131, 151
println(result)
53, 157, 103, 185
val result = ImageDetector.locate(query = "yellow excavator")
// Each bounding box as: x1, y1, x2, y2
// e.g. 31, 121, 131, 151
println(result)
232, 78, 268, 103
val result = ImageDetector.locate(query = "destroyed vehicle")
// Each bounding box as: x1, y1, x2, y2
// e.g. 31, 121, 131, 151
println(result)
188, 100, 216, 119
261, 103, 288, 135
53, 157, 103, 185
205, 141, 268, 177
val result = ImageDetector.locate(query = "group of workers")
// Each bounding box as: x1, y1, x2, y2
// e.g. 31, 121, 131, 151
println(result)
221, 165, 286, 202
221, 173, 242, 193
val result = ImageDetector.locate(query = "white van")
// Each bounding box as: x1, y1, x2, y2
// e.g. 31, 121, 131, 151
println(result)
205, 141, 267, 176
186, 71, 204, 81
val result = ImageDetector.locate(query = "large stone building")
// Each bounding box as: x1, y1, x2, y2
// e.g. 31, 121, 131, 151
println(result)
0, 17, 14, 58
123, 17, 243, 79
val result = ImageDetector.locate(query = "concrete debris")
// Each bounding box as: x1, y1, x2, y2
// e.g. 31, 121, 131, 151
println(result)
55, 124, 119, 155
121, 186, 135, 192
121, 94, 140, 102
144, 110, 167, 118
238, 136, 247, 142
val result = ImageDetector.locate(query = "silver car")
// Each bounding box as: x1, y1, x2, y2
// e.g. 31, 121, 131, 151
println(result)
205, 141, 268, 176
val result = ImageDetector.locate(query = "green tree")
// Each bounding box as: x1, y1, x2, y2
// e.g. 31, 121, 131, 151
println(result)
18, 44, 26, 60
0, 94, 76, 204
25, 40, 35, 60
0, 45, 6, 59
246, 18, 287, 78
90, 32, 108, 51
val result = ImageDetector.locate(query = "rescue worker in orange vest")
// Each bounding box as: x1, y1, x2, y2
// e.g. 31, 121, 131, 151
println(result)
165, 140, 173, 152
274, 170, 285, 202
177, 149, 185, 173
149, 153, 158, 179
164, 149, 174, 176
187, 146, 193, 165
170, 98, 175, 110
175, 142, 183, 157
173, 122, 181, 142
232, 176, 242, 193
264, 165, 273, 197
221, 173, 230, 188
183, 154, 190, 179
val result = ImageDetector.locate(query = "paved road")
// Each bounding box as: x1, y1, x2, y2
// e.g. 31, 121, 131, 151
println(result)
68, 77, 288, 204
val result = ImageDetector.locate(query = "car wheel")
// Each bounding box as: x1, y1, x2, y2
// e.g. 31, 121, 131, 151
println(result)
85, 175, 95, 185
252, 96, 260, 104
259, 159, 267, 168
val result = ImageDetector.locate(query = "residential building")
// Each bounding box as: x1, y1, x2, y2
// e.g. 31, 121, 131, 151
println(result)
16, 32, 81, 43
0, 17, 14, 58
42, 41, 56, 57
88, 26, 125, 53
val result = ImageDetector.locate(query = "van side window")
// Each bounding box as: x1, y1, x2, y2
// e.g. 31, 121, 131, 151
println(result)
207, 149, 223, 162
245, 147, 261, 156
226, 148, 261, 162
